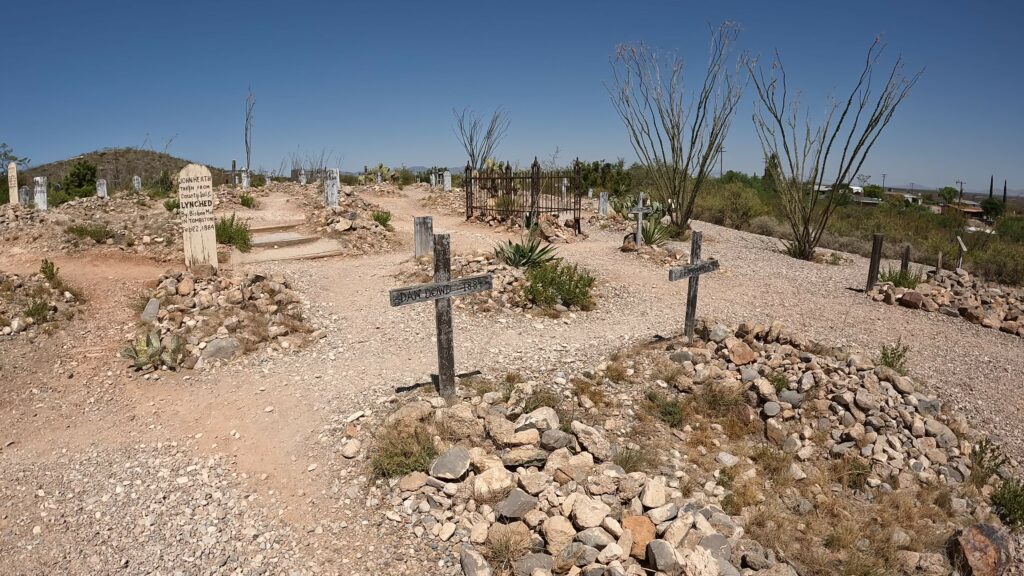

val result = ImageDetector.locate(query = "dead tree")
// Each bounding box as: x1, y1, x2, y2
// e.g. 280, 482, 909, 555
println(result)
608, 23, 747, 230
453, 107, 510, 172
244, 88, 256, 173
749, 39, 922, 260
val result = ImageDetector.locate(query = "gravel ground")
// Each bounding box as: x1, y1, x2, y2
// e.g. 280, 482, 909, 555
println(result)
2, 186, 1021, 574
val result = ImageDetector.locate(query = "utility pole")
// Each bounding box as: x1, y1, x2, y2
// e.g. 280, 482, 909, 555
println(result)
881, 173, 887, 191
719, 146, 725, 178
956, 180, 965, 205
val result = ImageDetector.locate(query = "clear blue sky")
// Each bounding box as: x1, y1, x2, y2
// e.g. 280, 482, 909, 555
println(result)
5, 0, 1022, 192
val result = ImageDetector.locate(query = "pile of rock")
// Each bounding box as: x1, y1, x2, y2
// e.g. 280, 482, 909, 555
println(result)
1, 196, 182, 261
213, 182, 269, 206
371, 321, 1014, 576
422, 190, 466, 216
397, 252, 530, 314
869, 268, 1024, 338
0, 270, 80, 337
465, 214, 586, 244
357, 183, 410, 197
130, 270, 318, 370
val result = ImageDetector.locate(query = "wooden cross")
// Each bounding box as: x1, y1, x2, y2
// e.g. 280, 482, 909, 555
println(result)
628, 192, 652, 247
389, 233, 493, 399
668, 231, 720, 343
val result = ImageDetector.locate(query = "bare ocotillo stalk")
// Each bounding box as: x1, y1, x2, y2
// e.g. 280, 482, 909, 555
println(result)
607, 23, 747, 231
748, 39, 922, 260
244, 88, 256, 173
453, 107, 510, 172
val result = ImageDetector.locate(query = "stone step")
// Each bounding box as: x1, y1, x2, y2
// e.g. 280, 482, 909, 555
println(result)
249, 219, 306, 233
230, 238, 347, 264
249, 231, 319, 248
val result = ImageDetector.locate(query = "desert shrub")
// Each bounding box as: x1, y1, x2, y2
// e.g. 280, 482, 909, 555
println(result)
994, 216, 1024, 243
24, 299, 50, 323
147, 170, 174, 198
992, 478, 1024, 529
524, 260, 595, 310
66, 223, 114, 243
571, 377, 607, 406
494, 234, 558, 269
522, 389, 560, 413
483, 525, 531, 574
768, 373, 789, 393
120, 331, 184, 370
40, 259, 59, 284
54, 159, 97, 205
646, 390, 688, 428
163, 198, 180, 211
395, 167, 416, 186
371, 210, 392, 229
970, 439, 1008, 488
695, 383, 746, 417
747, 215, 790, 238
370, 425, 437, 478
239, 193, 257, 208
692, 181, 770, 229
493, 195, 518, 220
968, 240, 1024, 286
251, 174, 267, 187
614, 446, 654, 473
215, 213, 251, 252
641, 216, 675, 246
879, 265, 923, 289
831, 456, 871, 490
878, 337, 910, 375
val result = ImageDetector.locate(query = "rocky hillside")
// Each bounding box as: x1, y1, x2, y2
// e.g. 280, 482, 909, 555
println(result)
22, 148, 230, 190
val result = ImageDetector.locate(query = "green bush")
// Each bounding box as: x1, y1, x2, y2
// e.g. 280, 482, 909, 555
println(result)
251, 174, 267, 187
24, 299, 51, 323
646, 390, 688, 428
613, 446, 654, 473
995, 216, 1024, 243
692, 181, 770, 229
494, 234, 558, 269
879, 265, 923, 289
163, 198, 180, 211
992, 478, 1024, 529
40, 259, 59, 284
641, 216, 675, 246
371, 210, 392, 229
970, 439, 1008, 488
240, 193, 257, 208
370, 425, 437, 478
66, 223, 114, 243
215, 213, 251, 252
52, 159, 98, 206
147, 170, 174, 198
524, 260, 595, 310
878, 338, 910, 375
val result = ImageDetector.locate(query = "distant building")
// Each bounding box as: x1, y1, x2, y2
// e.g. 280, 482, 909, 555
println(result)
943, 200, 984, 216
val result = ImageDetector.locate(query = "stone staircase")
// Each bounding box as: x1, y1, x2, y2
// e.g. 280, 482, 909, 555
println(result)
230, 220, 346, 264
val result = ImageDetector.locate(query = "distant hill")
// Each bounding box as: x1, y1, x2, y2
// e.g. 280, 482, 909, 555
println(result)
22, 148, 230, 190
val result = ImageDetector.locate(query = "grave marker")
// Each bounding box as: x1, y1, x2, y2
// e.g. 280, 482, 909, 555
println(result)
96, 179, 108, 199
414, 216, 433, 258
177, 164, 218, 272
376, 171, 382, 184
430, 172, 437, 188
389, 233, 492, 399
7, 162, 17, 205
443, 170, 451, 192
18, 186, 30, 205
299, 170, 307, 185
33, 176, 47, 211
241, 171, 250, 190
628, 192, 652, 247
598, 192, 609, 217
956, 235, 967, 269
325, 169, 340, 207
132, 175, 142, 192
668, 231, 719, 343
866, 234, 885, 291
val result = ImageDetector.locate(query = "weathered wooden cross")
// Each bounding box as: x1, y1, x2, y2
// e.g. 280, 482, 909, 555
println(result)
668, 231, 720, 343
628, 192, 652, 247
389, 233, 493, 399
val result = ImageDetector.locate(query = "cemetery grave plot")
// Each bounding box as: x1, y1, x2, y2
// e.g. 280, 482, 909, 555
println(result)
0, 195, 183, 262
368, 319, 1016, 576
421, 187, 467, 216
302, 188, 401, 256
355, 182, 411, 198
464, 161, 587, 235
123, 269, 318, 371
869, 267, 1024, 338
0, 262, 82, 338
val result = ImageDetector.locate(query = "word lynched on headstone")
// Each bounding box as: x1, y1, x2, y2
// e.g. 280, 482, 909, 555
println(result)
33, 177, 47, 211
668, 231, 719, 343
325, 169, 340, 208
177, 164, 218, 272
7, 162, 17, 205
389, 234, 492, 399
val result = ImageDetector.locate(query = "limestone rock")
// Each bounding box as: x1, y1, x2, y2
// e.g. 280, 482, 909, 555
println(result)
430, 446, 471, 480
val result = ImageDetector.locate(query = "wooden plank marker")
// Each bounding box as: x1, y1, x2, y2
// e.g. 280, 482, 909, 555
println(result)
900, 245, 910, 273
414, 216, 433, 258
956, 236, 967, 269
668, 231, 719, 343
389, 233, 492, 399
628, 192, 652, 247
866, 234, 885, 291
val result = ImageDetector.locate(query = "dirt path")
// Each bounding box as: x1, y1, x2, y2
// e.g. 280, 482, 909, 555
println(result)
2, 185, 1022, 574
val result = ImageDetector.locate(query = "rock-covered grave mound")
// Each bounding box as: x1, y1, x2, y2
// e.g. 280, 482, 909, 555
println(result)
124, 269, 319, 371
0, 263, 81, 338
364, 321, 1017, 576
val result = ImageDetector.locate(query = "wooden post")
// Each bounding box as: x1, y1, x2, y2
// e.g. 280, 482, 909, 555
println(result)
936, 251, 943, 273
464, 163, 473, 221
684, 231, 703, 343
433, 234, 456, 399
956, 236, 967, 270
866, 234, 884, 291
231, 159, 237, 185
900, 245, 910, 273
530, 158, 541, 228
414, 216, 433, 258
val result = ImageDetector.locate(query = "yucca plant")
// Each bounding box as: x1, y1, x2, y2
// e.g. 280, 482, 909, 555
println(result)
121, 332, 184, 370
641, 216, 674, 247
494, 233, 559, 269
879, 265, 923, 289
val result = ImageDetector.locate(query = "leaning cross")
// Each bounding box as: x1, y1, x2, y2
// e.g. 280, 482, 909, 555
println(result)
628, 192, 652, 247
389, 233, 493, 399
668, 231, 720, 343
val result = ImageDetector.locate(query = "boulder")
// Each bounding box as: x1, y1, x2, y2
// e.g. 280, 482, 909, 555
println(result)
430, 446, 471, 480
950, 523, 1013, 576
572, 495, 611, 529
571, 421, 612, 461
542, 515, 576, 555
678, 546, 719, 576
460, 546, 492, 576
474, 466, 514, 500
202, 337, 241, 361
496, 489, 539, 520
646, 540, 680, 573
621, 515, 655, 559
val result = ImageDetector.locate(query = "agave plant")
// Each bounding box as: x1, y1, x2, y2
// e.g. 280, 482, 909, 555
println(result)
641, 216, 675, 247
494, 233, 559, 269
121, 331, 184, 370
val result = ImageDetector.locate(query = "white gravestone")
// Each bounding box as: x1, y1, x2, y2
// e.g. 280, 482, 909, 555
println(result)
96, 179, 108, 199
132, 175, 142, 192
18, 186, 30, 205
376, 172, 382, 184
33, 177, 47, 211
241, 171, 250, 190
598, 192, 609, 217
325, 169, 340, 207
177, 164, 218, 272
299, 170, 307, 185
430, 173, 436, 188
443, 170, 452, 192
7, 162, 17, 205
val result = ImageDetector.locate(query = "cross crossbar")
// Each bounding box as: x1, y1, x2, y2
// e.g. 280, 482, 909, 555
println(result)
668, 259, 719, 282
389, 274, 493, 307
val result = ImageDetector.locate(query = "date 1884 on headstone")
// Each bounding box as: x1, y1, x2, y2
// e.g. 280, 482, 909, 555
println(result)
177, 164, 218, 272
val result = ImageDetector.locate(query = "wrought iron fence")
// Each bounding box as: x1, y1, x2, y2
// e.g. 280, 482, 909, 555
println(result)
464, 159, 583, 232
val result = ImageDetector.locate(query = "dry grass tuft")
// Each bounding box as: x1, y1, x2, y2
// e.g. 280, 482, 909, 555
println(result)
370, 425, 437, 479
